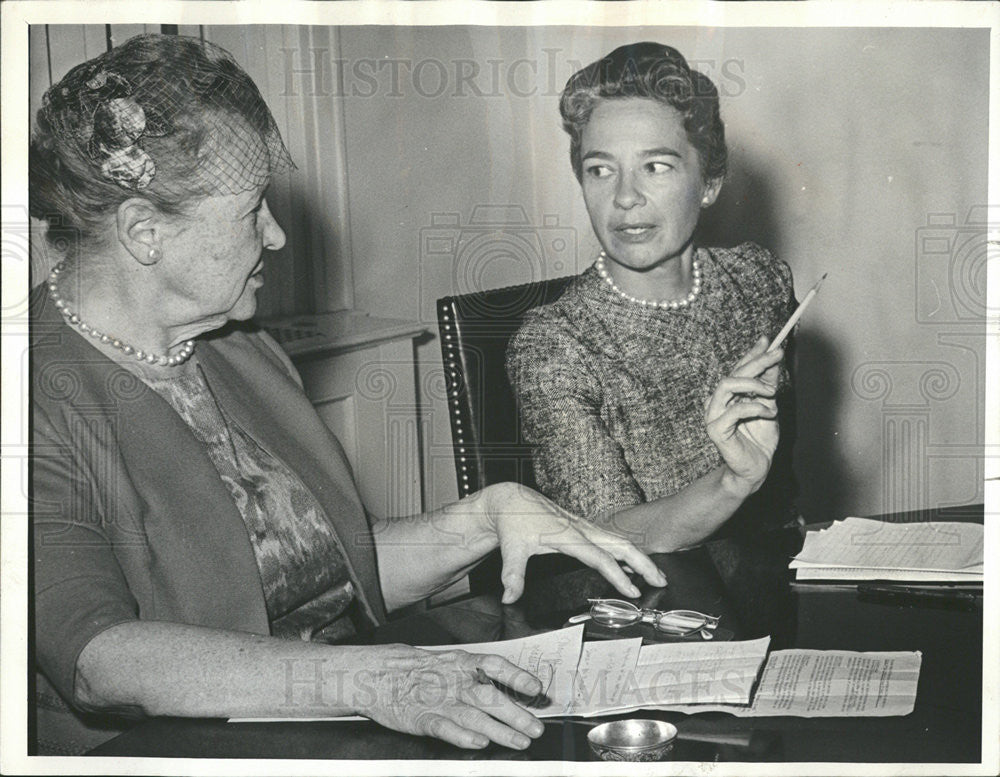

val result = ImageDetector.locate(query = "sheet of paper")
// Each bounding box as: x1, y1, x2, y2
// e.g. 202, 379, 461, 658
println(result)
791, 519, 983, 577
794, 566, 983, 582
654, 649, 922, 718
419, 625, 585, 717
582, 636, 770, 717
230, 625, 586, 723
566, 637, 643, 716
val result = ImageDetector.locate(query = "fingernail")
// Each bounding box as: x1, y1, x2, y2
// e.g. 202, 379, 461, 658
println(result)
501, 589, 514, 604
531, 721, 544, 736
473, 735, 489, 748
628, 585, 641, 598
656, 572, 668, 586
514, 735, 531, 749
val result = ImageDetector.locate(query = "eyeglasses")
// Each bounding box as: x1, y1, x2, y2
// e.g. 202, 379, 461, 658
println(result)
570, 599, 720, 638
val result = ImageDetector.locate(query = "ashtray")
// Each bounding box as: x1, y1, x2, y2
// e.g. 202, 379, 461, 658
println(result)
587, 719, 678, 762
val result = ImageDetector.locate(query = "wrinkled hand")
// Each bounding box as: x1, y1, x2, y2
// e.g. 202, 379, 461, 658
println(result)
705, 335, 783, 497
356, 644, 544, 750
484, 482, 668, 604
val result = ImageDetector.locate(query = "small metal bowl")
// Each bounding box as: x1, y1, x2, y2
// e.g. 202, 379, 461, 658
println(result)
587, 719, 678, 762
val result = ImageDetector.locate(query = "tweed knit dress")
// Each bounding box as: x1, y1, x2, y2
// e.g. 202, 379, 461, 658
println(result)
506, 242, 797, 530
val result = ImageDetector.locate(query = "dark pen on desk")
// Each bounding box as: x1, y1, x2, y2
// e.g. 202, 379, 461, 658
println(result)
856, 583, 980, 611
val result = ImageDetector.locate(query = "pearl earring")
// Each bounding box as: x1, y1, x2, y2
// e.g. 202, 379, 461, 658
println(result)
148, 247, 160, 261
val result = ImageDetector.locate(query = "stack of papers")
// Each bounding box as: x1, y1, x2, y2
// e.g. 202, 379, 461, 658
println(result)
790, 518, 983, 582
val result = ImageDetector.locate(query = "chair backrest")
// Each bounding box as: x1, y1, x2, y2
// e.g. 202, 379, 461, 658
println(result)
437, 276, 575, 497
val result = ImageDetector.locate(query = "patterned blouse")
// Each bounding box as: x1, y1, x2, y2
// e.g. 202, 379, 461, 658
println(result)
142, 364, 357, 643
506, 242, 797, 530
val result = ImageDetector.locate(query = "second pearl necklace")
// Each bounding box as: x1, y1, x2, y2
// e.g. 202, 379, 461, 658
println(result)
595, 250, 702, 310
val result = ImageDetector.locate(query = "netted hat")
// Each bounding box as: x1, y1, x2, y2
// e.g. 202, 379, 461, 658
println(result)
36, 33, 294, 199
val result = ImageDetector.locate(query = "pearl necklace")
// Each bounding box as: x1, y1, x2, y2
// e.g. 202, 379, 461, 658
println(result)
47, 261, 195, 367
595, 250, 702, 310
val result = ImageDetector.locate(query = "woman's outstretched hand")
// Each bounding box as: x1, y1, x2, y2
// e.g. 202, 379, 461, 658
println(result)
357, 644, 545, 750
705, 335, 783, 497
483, 482, 668, 604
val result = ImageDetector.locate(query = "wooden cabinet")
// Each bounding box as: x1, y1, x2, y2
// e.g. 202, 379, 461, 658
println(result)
263, 311, 426, 520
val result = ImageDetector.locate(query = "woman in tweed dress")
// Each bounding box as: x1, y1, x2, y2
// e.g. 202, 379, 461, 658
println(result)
507, 43, 797, 553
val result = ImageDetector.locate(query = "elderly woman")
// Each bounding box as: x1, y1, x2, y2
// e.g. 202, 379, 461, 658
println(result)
29, 34, 666, 756
507, 43, 797, 553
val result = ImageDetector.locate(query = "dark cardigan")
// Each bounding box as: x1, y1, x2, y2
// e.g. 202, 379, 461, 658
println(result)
30, 286, 386, 752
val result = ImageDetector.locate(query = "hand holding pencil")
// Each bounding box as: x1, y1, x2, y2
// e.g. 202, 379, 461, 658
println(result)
704, 270, 826, 495
704, 337, 783, 494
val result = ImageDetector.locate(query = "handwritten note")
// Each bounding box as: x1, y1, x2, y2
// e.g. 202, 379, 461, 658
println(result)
586, 636, 771, 717
419, 625, 585, 717
568, 637, 643, 716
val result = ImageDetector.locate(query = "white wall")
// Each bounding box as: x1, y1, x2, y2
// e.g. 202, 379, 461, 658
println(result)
337, 26, 990, 521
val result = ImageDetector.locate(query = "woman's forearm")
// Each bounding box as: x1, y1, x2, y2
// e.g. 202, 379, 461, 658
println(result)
372, 482, 667, 612
597, 465, 754, 554
74, 619, 549, 751
74, 621, 378, 719
371, 488, 500, 612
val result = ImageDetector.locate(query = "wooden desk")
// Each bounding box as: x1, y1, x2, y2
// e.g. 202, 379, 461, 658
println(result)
89, 507, 985, 764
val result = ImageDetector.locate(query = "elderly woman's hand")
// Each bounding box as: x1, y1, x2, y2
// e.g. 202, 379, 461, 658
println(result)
356, 644, 545, 750
705, 335, 783, 498
483, 482, 668, 604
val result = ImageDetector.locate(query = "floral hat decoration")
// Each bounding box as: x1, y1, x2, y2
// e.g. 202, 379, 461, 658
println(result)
81, 69, 159, 189
40, 34, 294, 197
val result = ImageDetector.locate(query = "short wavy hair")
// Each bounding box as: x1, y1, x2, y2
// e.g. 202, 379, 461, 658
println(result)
30, 33, 293, 254
559, 42, 727, 184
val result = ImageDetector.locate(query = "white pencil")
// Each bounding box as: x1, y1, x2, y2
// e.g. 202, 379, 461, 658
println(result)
767, 273, 828, 351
